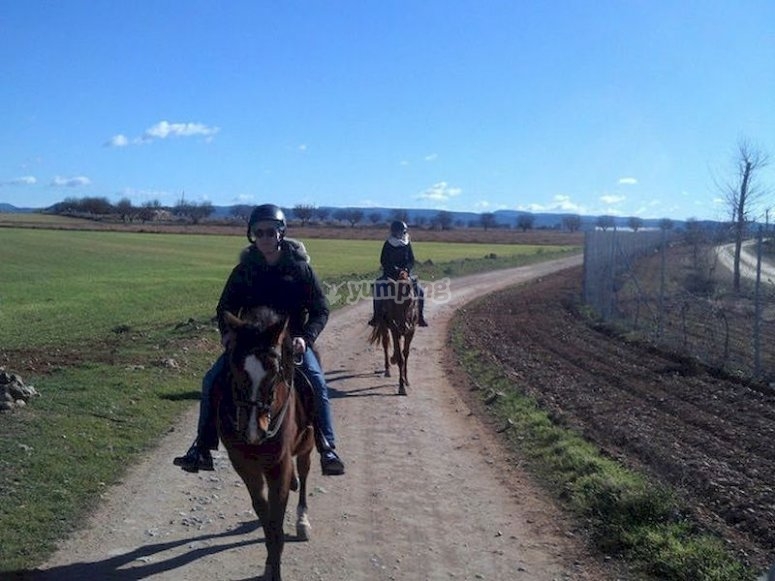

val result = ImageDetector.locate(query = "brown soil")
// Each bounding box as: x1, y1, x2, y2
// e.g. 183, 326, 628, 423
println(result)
0, 215, 584, 246
456, 264, 775, 572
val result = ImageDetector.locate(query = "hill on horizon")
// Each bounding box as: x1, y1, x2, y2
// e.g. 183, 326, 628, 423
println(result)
1, 201, 719, 231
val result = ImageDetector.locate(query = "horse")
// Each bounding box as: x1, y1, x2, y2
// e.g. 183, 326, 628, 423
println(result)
215, 306, 315, 581
368, 269, 418, 395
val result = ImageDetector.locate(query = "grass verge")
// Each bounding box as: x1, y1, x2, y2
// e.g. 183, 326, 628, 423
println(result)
0, 320, 219, 573
449, 315, 754, 581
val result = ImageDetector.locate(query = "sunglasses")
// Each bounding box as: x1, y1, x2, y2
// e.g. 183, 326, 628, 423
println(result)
252, 227, 280, 239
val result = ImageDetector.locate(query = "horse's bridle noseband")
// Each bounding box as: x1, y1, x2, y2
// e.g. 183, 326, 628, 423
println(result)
233, 347, 297, 443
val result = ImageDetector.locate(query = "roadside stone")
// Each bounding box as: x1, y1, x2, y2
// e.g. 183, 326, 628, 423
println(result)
0, 367, 40, 411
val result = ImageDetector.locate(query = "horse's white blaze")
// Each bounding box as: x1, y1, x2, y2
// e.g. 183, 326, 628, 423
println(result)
243, 354, 267, 443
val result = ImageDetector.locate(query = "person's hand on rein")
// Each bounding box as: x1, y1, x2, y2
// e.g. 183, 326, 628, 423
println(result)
292, 337, 306, 354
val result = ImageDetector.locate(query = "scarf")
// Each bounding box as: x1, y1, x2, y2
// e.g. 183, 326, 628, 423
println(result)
388, 234, 409, 247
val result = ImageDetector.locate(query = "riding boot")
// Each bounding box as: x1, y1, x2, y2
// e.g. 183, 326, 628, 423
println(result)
418, 296, 428, 327
173, 438, 214, 472
314, 423, 345, 476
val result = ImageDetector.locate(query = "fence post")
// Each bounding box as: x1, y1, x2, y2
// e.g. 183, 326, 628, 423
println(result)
658, 227, 667, 339
606, 228, 616, 319
754, 226, 763, 377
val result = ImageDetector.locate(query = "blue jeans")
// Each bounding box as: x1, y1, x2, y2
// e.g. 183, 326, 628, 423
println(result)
197, 348, 336, 450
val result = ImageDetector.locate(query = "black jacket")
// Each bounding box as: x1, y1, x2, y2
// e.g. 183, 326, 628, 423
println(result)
380, 240, 416, 278
216, 240, 328, 345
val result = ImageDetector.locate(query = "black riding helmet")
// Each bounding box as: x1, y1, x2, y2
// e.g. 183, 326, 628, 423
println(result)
247, 204, 287, 243
390, 220, 407, 236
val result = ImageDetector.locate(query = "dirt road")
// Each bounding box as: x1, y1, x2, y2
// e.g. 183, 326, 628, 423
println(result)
32, 254, 620, 581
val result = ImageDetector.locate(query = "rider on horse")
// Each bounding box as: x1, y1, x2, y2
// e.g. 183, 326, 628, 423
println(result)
174, 204, 346, 476
368, 220, 428, 328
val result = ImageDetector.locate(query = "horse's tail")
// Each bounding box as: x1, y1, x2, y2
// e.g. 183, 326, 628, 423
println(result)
368, 320, 389, 346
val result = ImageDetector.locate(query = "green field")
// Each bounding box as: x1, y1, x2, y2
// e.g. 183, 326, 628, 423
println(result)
0, 227, 578, 573
0, 228, 575, 350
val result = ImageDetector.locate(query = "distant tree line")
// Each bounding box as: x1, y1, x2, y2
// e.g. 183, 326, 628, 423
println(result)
47, 196, 218, 225
43, 197, 698, 235
43, 196, 604, 233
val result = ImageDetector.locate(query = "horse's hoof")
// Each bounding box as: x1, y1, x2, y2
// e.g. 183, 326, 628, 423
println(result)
398, 386, 407, 396
296, 522, 311, 541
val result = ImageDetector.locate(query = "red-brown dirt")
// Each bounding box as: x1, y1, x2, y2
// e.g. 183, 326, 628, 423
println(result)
456, 264, 775, 572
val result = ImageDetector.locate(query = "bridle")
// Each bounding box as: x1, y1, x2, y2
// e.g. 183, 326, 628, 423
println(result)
232, 346, 298, 443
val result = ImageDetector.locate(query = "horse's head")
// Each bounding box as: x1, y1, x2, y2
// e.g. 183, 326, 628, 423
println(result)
222, 307, 292, 444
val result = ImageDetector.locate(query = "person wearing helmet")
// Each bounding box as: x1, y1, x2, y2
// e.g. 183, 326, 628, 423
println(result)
173, 203, 345, 476
368, 220, 428, 327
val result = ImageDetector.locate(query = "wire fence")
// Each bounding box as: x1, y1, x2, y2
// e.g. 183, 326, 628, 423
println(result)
583, 227, 775, 382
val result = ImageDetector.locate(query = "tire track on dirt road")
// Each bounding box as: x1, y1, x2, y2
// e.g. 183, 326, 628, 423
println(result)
32, 253, 623, 581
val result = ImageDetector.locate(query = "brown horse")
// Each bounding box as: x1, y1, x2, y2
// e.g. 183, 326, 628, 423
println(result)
215, 307, 315, 581
368, 270, 418, 395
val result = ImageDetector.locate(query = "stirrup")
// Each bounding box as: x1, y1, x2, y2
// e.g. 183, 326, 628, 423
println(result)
321, 450, 345, 476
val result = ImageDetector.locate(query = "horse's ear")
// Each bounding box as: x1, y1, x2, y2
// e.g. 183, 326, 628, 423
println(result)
222, 311, 244, 332
268, 316, 289, 346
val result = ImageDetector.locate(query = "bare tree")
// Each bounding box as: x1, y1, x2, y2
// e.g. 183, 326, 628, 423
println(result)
314, 207, 331, 223
231, 204, 253, 224
596, 215, 615, 231
343, 209, 364, 227
516, 214, 535, 232
138, 200, 162, 223
562, 214, 582, 232
719, 139, 770, 292
627, 216, 643, 232
480, 212, 497, 231
293, 204, 316, 227
116, 198, 134, 223
431, 210, 453, 230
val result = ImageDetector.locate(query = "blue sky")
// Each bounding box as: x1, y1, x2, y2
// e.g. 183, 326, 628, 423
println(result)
2, 1, 774, 221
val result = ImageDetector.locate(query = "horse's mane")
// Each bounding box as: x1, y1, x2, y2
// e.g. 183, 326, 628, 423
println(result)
238, 305, 283, 328
230, 306, 294, 378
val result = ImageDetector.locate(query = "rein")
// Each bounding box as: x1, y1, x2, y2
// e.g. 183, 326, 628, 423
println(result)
233, 353, 300, 443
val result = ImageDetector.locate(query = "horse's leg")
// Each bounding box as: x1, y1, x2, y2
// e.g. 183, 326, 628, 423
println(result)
263, 462, 292, 581
381, 326, 391, 377
391, 329, 407, 395
295, 432, 313, 541
402, 330, 414, 390
229, 453, 268, 526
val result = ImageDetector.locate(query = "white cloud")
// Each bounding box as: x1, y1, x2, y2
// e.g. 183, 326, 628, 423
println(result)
50, 176, 91, 187
473, 200, 491, 210
233, 193, 255, 203
297, 144, 307, 152
105, 134, 129, 147
618, 177, 638, 185
107, 121, 220, 146
142, 121, 220, 141
1, 176, 37, 186
399, 160, 409, 166
424, 153, 438, 162
600, 194, 625, 204
519, 194, 585, 214
117, 187, 173, 204
415, 181, 462, 202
